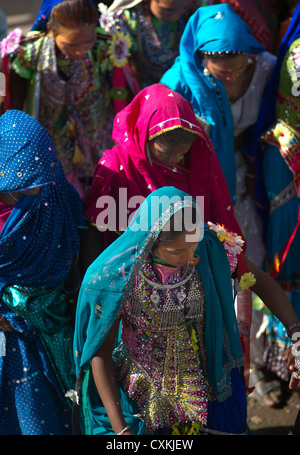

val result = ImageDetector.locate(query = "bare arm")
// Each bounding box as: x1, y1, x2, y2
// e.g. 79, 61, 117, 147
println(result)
246, 258, 300, 389
91, 318, 135, 435
246, 258, 299, 330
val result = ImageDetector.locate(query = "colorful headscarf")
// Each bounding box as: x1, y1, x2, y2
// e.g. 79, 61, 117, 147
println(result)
209, 0, 276, 52
31, 0, 99, 31
84, 83, 243, 247
0, 110, 85, 290
74, 186, 244, 434
160, 4, 265, 201
249, 2, 300, 213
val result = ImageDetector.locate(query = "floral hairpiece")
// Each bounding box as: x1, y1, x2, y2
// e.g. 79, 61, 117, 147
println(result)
207, 221, 244, 255
208, 221, 256, 290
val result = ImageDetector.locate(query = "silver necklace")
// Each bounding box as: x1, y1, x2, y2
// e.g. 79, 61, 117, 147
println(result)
138, 264, 195, 305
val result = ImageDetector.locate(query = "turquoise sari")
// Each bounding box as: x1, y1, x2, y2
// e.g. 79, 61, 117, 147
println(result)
73, 186, 245, 434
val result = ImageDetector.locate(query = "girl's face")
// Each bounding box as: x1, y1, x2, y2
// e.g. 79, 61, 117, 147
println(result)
205, 55, 250, 86
53, 25, 96, 60
149, 141, 191, 166
152, 230, 199, 267
149, 0, 194, 23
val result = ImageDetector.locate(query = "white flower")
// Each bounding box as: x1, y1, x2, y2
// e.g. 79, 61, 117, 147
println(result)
208, 221, 244, 255
98, 2, 117, 32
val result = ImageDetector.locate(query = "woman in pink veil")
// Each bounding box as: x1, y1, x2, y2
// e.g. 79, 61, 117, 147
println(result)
84, 83, 243, 252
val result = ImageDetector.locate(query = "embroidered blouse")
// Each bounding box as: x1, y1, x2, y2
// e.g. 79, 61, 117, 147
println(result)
113, 259, 213, 432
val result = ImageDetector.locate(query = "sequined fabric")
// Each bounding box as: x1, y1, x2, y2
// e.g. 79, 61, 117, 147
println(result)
113, 261, 209, 432
115, 4, 187, 88
11, 33, 116, 196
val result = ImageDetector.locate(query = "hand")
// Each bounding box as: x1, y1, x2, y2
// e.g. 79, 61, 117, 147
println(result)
0, 315, 14, 332
283, 345, 300, 390
123, 429, 136, 435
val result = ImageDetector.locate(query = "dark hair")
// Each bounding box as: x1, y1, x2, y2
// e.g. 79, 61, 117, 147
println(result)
152, 207, 198, 253
48, 0, 98, 34
152, 128, 196, 149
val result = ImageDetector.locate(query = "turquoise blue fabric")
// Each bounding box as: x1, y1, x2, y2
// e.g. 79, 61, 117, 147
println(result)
73, 186, 244, 434
160, 4, 265, 202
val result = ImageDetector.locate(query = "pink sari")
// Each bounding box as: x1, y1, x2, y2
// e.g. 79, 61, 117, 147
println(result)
84, 83, 243, 247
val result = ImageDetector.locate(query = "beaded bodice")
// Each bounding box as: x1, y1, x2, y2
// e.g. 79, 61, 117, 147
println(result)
113, 261, 210, 432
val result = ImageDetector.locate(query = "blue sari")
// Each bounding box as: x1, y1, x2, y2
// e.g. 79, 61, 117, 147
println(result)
249, 4, 300, 379
0, 110, 86, 434
73, 186, 246, 435
160, 4, 265, 202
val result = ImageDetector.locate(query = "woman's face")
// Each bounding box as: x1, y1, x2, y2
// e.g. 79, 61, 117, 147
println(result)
149, 0, 194, 23
205, 54, 250, 86
148, 140, 191, 166
0, 187, 41, 206
152, 230, 199, 267
53, 25, 96, 60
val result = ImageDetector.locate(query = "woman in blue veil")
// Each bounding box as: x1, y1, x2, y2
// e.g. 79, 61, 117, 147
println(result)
0, 110, 85, 434
160, 3, 267, 203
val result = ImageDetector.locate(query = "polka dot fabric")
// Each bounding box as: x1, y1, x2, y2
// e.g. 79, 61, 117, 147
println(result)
0, 110, 85, 289
0, 110, 85, 434
0, 110, 62, 193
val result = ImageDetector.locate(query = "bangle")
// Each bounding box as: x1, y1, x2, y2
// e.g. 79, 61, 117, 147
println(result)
287, 322, 300, 338
117, 425, 130, 435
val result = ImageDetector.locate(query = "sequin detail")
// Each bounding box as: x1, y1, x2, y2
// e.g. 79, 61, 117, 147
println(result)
113, 262, 209, 432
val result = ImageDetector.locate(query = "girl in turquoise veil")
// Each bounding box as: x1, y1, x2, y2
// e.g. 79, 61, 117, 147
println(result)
73, 186, 300, 435
73, 186, 249, 435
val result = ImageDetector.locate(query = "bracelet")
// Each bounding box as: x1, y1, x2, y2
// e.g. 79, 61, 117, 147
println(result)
246, 172, 255, 179
287, 322, 300, 338
117, 425, 130, 435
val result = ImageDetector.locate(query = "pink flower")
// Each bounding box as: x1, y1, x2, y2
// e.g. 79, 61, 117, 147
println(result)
1, 28, 23, 58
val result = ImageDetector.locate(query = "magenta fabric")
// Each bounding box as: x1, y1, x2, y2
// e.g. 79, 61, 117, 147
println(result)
0, 200, 13, 232
84, 83, 243, 247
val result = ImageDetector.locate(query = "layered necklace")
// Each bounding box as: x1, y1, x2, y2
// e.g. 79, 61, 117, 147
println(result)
138, 262, 196, 306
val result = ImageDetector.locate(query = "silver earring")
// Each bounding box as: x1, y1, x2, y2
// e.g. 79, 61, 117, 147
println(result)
203, 67, 210, 76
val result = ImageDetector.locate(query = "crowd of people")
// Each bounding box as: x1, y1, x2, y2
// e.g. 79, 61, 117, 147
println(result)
0, 0, 299, 436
